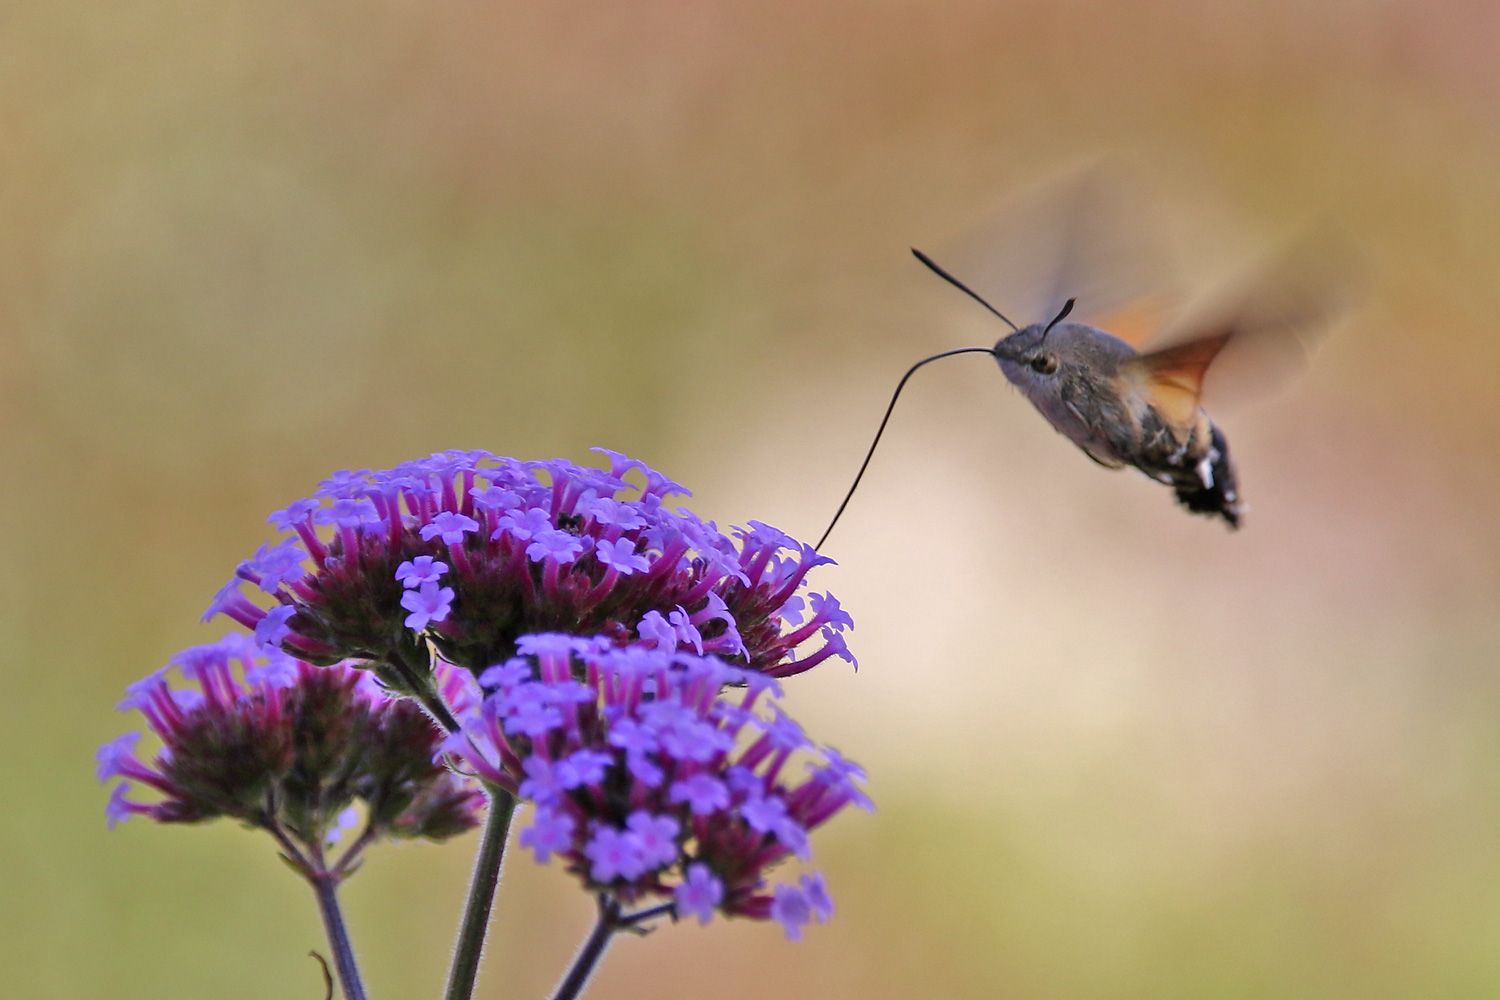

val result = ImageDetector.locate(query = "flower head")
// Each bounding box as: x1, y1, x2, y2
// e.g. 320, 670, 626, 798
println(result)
203, 450, 852, 698
444, 635, 871, 934
100, 635, 483, 854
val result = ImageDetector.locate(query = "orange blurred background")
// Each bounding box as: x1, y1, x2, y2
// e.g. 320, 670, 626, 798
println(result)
5, 2, 1500, 997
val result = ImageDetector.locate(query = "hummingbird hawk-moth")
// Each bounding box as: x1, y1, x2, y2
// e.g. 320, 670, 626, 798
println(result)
914, 247, 1247, 527
815, 225, 1348, 550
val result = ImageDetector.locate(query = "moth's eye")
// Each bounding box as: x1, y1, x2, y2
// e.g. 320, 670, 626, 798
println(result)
1030, 354, 1058, 375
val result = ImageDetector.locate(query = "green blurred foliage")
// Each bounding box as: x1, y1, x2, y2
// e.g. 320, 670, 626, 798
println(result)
5, 1, 1500, 997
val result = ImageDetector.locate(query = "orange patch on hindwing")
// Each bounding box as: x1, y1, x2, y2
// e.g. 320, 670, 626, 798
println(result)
1096, 297, 1170, 351
1125, 331, 1231, 428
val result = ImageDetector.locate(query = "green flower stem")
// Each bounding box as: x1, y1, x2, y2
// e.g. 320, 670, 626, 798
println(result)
443, 784, 518, 1000
415, 686, 461, 736
383, 641, 461, 733
312, 874, 368, 1000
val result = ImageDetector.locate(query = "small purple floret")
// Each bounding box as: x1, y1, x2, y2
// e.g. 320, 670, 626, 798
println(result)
421, 511, 481, 546
800, 872, 834, 923
626, 810, 681, 870
95, 733, 142, 782
519, 807, 575, 863
395, 555, 449, 589
254, 604, 296, 648
669, 773, 730, 815
478, 659, 533, 689
585, 826, 647, 883
742, 794, 790, 834
675, 863, 724, 926
637, 610, 676, 650
594, 537, 650, 575
249, 539, 308, 593
268, 498, 320, 532
771, 883, 812, 941
562, 749, 612, 787
518, 755, 563, 803
400, 582, 455, 631
244, 646, 300, 689
525, 528, 586, 564
808, 592, 853, 632
496, 507, 552, 541
105, 784, 139, 830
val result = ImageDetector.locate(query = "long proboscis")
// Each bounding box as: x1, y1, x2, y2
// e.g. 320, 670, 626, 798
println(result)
815, 346, 998, 551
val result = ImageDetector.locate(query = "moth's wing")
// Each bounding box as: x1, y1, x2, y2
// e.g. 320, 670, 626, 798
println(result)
1033, 169, 1181, 332
944, 164, 1181, 329
1094, 295, 1172, 351
1181, 233, 1361, 412
1120, 329, 1233, 429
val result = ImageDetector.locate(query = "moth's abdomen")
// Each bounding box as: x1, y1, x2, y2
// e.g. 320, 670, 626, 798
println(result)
1131, 408, 1243, 529
1169, 422, 1243, 529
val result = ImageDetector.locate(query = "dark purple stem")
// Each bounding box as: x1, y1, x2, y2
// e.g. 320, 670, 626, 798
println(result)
550, 896, 621, 1000
620, 902, 676, 928
330, 820, 379, 878
265, 816, 315, 875
312, 875, 368, 1000
549, 898, 676, 1000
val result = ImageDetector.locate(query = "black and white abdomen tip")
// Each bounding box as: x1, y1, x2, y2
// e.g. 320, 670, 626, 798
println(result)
1172, 423, 1243, 528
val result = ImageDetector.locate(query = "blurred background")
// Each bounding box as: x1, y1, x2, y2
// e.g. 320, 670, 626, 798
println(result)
5, 2, 1500, 997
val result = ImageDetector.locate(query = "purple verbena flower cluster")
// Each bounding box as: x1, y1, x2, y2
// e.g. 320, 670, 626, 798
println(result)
202, 450, 855, 699
98, 634, 483, 848
444, 633, 872, 940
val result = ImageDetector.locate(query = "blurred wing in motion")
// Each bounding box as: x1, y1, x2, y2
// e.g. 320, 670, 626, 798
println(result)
943, 164, 1181, 330
1155, 234, 1361, 413
1094, 295, 1172, 351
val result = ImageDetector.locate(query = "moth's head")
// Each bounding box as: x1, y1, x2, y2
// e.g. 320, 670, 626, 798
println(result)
992, 324, 1056, 381
992, 306, 1134, 392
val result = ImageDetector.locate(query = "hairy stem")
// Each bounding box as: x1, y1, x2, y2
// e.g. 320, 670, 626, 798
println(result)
311, 875, 368, 1000
443, 785, 519, 1000
550, 896, 620, 1000
384, 640, 461, 733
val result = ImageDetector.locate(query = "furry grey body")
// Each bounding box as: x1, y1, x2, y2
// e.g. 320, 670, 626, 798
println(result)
993, 322, 1243, 527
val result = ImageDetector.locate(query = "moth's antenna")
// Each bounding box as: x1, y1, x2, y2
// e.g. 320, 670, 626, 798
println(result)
816, 345, 997, 551
1044, 297, 1076, 332
1038, 297, 1076, 347
911, 248, 1019, 332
